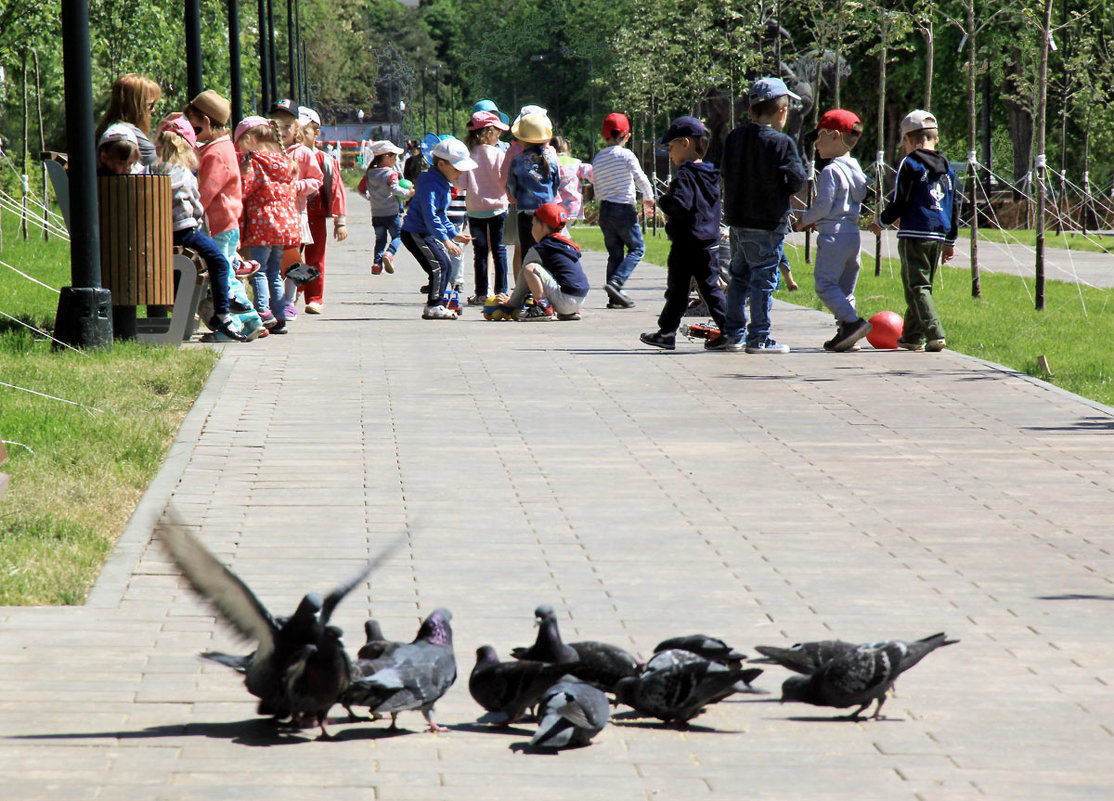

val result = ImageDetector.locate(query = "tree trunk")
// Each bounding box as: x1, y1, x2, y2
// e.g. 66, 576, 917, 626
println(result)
923, 14, 934, 109
1034, 0, 1053, 311
966, 0, 980, 298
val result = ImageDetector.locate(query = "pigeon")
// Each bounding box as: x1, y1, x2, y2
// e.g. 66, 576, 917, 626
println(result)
614, 658, 758, 725
644, 649, 765, 693
779, 632, 959, 720
341, 608, 457, 732
511, 605, 641, 692
653, 634, 747, 667
753, 639, 859, 674
510, 605, 579, 664
530, 680, 610, 749
469, 645, 570, 725
357, 619, 405, 660
158, 513, 399, 737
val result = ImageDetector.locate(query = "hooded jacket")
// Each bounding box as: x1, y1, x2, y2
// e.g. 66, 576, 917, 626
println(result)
797, 155, 870, 235
657, 160, 722, 244
524, 234, 590, 298
196, 135, 243, 236
879, 149, 958, 245
240, 150, 301, 247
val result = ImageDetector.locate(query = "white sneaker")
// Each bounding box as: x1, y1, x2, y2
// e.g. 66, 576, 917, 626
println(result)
422, 304, 457, 320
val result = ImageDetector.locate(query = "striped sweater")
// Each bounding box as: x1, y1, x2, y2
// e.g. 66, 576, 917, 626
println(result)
589, 146, 654, 205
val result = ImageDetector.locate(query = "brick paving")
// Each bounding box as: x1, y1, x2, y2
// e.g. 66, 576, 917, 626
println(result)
1, 195, 1112, 800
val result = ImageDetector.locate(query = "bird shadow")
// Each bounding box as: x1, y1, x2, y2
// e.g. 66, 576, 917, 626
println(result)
608, 711, 735, 734
509, 741, 594, 755
325, 723, 416, 742
781, 714, 903, 724
448, 721, 535, 737
10, 718, 313, 747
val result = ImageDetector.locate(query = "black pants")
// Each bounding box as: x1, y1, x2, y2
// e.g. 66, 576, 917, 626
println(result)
401, 230, 450, 306
657, 239, 727, 334
516, 210, 537, 255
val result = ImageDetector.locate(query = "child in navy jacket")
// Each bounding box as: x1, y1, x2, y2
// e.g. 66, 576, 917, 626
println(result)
869, 109, 958, 352
640, 117, 728, 351
494, 203, 589, 321
401, 138, 476, 319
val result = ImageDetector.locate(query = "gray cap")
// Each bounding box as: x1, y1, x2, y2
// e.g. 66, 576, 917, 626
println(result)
749, 77, 801, 105
900, 109, 938, 136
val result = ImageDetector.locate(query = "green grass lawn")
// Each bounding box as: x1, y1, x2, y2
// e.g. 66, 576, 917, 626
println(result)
569, 224, 1114, 408
0, 212, 217, 605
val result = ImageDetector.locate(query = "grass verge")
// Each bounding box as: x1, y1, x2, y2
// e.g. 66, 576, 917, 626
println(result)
957, 227, 1114, 254
0, 214, 218, 605
569, 224, 1114, 408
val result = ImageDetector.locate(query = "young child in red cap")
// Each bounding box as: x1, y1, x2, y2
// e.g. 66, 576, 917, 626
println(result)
492, 202, 589, 321
794, 109, 872, 352
590, 112, 655, 309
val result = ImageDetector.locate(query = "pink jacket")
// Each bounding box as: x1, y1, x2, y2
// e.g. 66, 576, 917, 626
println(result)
287, 142, 323, 214
307, 148, 347, 219
462, 144, 508, 215
196, 135, 242, 236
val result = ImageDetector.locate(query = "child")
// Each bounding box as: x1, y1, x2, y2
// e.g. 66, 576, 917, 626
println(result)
794, 109, 872, 352
552, 136, 592, 220
184, 90, 256, 321
97, 125, 141, 175
639, 117, 728, 351
362, 140, 412, 275
300, 106, 348, 314
590, 112, 655, 309
154, 118, 245, 342
462, 110, 510, 303
492, 202, 589, 321
270, 99, 323, 319
400, 137, 476, 320
446, 179, 469, 294
235, 116, 301, 334
505, 112, 561, 276
721, 77, 807, 353
869, 110, 957, 352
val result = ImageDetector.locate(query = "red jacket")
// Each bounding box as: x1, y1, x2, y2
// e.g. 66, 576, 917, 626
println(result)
196, 135, 242, 236
240, 151, 301, 248
307, 148, 347, 219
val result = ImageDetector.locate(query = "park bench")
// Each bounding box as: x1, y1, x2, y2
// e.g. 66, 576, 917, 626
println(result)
41, 152, 208, 345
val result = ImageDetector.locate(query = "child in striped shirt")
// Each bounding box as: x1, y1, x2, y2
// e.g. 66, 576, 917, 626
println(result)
590, 112, 655, 309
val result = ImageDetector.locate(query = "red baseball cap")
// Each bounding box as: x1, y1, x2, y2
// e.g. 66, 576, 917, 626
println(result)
602, 112, 630, 139
534, 202, 568, 230
817, 109, 863, 135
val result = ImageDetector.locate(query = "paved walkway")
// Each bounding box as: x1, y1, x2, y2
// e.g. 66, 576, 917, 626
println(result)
784, 229, 1114, 288
2, 196, 1113, 800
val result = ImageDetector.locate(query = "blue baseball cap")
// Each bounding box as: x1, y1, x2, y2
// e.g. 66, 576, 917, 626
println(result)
473, 99, 510, 125
659, 115, 709, 144
749, 77, 801, 105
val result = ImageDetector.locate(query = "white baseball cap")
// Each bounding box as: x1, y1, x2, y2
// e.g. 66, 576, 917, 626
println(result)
99, 123, 139, 147
430, 137, 478, 171
900, 109, 938, 136
298, 106, 321, 127
370, 139, 404, 156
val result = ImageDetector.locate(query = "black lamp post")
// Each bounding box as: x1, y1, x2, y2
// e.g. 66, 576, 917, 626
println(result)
185, 0, 203, 99
228, 0, 243, 125
54, 0, 111, 350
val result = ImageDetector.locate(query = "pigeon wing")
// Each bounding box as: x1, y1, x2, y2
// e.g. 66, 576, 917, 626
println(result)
320, 534, 407, 625
158, 513, 277, 660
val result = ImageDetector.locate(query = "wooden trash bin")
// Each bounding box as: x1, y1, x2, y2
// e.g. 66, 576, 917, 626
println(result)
97, 174, 174, 307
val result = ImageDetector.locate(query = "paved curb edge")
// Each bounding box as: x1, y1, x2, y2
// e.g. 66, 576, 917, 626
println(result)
83, 350, 236, 609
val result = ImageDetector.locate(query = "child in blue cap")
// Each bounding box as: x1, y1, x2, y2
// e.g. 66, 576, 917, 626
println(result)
640, 116, 728, 351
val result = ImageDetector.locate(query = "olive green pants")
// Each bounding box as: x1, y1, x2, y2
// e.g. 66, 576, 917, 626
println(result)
898, 238, 945, 344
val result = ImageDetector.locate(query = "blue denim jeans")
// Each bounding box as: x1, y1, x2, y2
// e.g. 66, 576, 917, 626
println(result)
249, 244, 286, 318
372, 214, 402, 266
210, 227, 252, 308
174, 227, 230, 317
469, 213, 508, 295
726, 227, 784, 346
598, 201, 644, 287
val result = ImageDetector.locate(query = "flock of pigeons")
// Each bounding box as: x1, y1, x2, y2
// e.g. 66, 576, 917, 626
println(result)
160, 521, 957, 749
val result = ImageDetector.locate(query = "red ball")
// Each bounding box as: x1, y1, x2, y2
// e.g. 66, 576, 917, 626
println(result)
866, 311, 903, 349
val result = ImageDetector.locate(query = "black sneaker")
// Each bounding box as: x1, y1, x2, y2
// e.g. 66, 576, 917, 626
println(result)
832, 318, 872, 352
269, 318, 288, 334
823, 324, 842, 351
229, 299, 253, 314
556, 311, 581, 321
604, 282, 635, 308
704, 333, 727, 351
207, 315, 248, 342
640, 331, 676, 350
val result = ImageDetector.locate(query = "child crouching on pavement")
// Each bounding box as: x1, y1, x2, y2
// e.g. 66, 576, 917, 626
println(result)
493, 202, 589, 321
640, 116, 728, 351
794, 109, 872, 352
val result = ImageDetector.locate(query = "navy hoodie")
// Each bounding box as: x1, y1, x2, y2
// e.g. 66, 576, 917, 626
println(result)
879, 149, 959, 245
525, 234, 590, 298
658, 161, 721, 245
